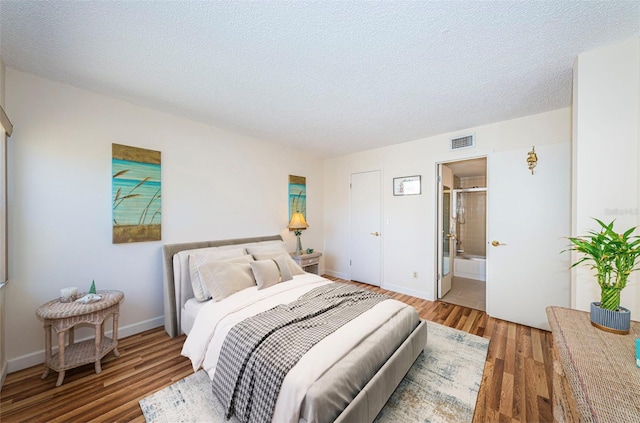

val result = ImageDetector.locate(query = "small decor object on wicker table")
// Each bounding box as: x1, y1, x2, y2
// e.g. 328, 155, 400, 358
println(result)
35, 290, 124, 386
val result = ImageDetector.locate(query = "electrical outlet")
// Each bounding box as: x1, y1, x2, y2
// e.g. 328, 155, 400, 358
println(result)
412, 271, 418, 278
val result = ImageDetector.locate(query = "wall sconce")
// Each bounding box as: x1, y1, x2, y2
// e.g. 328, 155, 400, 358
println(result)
527, 146, 538, 175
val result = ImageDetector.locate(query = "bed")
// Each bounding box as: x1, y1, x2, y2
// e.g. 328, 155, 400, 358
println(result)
162, 235, 428, 423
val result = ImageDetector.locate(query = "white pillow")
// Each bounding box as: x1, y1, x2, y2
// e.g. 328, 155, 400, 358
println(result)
245, 241, 288, 255
250, 255, 294, 290
188, 250, 249, 301
174, 245, 248, 302
252, 252, 305, 275
272, 254, 293, 282
200, 260, 256, 302
250, 260, 281, 290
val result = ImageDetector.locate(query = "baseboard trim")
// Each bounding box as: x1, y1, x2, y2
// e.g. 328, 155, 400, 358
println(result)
322, 273, 433, 301
118, 316, 165, 339
323, 269, 349, 280
7, 316, 164, 373
0, 360, 7, 391
381, 283, 432, 301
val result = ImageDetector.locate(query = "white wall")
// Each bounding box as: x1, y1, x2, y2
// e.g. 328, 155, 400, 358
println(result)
572, 37, 640, 316
5, 69, 324, 371
324, 108, 571, 300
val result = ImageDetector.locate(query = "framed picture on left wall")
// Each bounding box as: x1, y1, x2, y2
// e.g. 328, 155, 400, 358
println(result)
112, 143, 162, 243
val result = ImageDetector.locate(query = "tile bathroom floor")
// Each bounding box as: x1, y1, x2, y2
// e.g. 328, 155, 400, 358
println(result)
440, 276, 486, 311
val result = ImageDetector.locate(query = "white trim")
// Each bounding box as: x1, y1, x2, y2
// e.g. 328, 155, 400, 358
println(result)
381, 282, 432, 301
6, 316, 164, 373
324, 272, 432, 301
433, 154, 488, 308
0, 360, 7, 390
0, 105, 11, 137
323, 269, 349, 280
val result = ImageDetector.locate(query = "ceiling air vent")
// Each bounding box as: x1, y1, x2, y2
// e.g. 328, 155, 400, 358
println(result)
449, 134, 475, 151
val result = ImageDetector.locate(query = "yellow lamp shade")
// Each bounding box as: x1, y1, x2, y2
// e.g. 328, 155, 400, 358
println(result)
288, 212, 309, 230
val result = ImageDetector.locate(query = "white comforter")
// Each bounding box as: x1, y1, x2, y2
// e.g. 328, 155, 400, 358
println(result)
182, 273, 408, 423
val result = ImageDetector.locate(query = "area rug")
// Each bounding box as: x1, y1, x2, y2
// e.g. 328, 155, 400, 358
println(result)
139, 321, 489, 423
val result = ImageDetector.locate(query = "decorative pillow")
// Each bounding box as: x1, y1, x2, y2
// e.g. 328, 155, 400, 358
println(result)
199, 260, 256, 302
271, 254, 293, 282
252, 252, 305, 275
250, 260, 281, 290
188, 251, 250, 301
251, 255, 293, 290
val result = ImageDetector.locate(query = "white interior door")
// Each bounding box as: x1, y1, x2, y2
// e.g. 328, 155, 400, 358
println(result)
349, 170, 381, 286
487, 142, 570, 330
437, 164, 454, 298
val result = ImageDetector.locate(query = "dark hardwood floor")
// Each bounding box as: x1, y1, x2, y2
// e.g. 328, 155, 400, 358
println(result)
1, 277, 553, 422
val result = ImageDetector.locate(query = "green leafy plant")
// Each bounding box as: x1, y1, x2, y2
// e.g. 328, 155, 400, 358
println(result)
565, 218, 640, 311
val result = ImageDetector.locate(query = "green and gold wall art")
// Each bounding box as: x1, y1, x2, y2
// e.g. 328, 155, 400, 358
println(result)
112, 143, 161, 243
288, 175, 306, 220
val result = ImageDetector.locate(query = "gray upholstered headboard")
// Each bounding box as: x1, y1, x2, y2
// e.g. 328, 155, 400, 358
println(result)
162, 234, 283, 337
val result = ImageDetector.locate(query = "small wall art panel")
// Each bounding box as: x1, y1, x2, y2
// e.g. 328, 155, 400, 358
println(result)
393, 175, 421, 196
112, 143, 161, 243
288, 175, 306, 220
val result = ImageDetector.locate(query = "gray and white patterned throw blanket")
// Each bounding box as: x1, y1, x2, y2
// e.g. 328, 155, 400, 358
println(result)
212, 283, 389, 423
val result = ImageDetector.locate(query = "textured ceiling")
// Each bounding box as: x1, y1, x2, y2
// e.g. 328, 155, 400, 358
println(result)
1, 1, 639, 157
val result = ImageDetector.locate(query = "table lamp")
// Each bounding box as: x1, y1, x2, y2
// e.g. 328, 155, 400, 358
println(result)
288, 212, 308, 256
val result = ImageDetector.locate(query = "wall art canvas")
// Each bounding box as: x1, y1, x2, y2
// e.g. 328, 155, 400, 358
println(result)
112, 143, 161, 243
288, 175, 306, 220
393, 175, 421, 196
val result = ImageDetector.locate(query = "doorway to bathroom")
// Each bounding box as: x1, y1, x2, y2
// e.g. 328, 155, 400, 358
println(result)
436, 157, 487, 311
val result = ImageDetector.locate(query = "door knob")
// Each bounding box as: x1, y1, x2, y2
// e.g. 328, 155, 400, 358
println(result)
491, 240, 507, 247
370, 231, 380, 236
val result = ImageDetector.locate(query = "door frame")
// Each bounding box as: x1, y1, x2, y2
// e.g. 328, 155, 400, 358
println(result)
433, 155, 488, 306
436, 164, 454, 298
348, 169, 383, 286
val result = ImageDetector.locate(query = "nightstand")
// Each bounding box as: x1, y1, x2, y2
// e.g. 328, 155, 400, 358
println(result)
35, 290, 124, 386
291, 252, 322, 275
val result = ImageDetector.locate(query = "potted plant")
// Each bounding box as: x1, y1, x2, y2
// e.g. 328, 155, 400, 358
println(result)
565, 218, 640, 334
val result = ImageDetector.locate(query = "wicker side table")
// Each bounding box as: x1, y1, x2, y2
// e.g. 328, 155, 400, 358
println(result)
35, 290, 124, 386
547, 306, 640, 422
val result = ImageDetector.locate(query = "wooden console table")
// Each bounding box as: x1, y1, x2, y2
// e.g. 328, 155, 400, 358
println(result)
546, 306, 640, 422
36, 290, 124, 386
